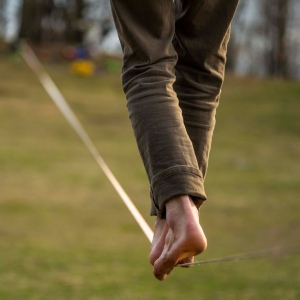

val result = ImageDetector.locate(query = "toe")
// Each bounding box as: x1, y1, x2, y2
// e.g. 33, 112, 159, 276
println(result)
149, 219, 169, 266
153, 270, 167, 281
153, 251, 178, 280
177, 256, 194, 268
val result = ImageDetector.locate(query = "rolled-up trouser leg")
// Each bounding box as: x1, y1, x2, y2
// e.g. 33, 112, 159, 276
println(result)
110, 0, 206, 218
172, 0, 240, 199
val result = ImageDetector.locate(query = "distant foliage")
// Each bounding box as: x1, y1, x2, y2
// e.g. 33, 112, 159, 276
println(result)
17, 0, 114, 45
228, 0, 300, 79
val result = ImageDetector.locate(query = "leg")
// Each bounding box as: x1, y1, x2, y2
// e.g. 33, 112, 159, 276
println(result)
173, 0, 240, 181
152, 0, 240, 280
109, 0, 206, 219
110, 0, 208, 281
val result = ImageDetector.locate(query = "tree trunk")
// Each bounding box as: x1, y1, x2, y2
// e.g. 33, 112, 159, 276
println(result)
276, 0, 289, 78
0, 0, 7, 38
19, 0, 54, 43
65, 0, 85, 44
261, 0, 290, 78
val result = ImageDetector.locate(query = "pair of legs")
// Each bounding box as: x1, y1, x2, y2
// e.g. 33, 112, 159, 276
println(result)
110, 0, 239, 280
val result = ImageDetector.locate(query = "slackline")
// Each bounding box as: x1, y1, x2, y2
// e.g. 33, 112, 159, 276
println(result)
21, 41, 154, 243
176, 244, 300, 267
21, 41, 299, 268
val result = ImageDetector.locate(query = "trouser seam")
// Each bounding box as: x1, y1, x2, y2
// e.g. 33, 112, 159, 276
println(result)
150, 167, 206, 218
151, 165, 203, 187
152, 170, 202, 188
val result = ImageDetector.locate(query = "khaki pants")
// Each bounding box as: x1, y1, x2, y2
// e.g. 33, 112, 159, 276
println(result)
110, 0, 240, 218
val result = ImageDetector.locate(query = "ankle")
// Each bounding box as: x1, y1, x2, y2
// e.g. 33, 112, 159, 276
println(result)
165, 194, 196, 211
165, 195, 186, 214
164, 195, 197, 224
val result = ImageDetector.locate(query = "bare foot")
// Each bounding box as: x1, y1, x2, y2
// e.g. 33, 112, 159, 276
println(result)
149, 218, 194, 267
152, 195, 207, 281
149, 218, 169, 265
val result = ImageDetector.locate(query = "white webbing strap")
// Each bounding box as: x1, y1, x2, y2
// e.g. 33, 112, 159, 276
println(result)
21, 41, 153, 243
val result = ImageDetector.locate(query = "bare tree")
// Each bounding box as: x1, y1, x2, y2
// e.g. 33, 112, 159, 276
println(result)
17, 0, 113, 45
19, 0, 55, 43
226, 0, 249, 71
260, 0, 291, 78
0, 0, 8, 39
65, 0, 86, 43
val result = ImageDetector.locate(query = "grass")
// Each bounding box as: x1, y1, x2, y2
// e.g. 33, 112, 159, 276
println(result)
0, 57, 299, 299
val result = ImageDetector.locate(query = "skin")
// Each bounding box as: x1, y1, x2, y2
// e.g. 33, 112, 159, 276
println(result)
149, 195, 207, 281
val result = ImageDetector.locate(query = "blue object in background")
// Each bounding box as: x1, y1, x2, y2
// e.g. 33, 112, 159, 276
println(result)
76, 48, 89, 60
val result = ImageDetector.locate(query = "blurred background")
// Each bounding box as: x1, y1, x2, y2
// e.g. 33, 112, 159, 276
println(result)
1, 0, 300, 78
0, 0, 299, 299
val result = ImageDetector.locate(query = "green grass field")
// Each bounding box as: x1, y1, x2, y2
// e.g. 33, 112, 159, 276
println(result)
0, 57, 300, 299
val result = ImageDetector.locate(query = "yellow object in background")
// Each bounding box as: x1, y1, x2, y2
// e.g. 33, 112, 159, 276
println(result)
70, 60, 95, 76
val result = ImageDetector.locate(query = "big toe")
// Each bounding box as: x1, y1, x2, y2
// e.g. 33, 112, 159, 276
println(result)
149, 245, 163, 266
153, 251, 178, 281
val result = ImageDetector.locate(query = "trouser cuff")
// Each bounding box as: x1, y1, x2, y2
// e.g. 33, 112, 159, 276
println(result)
149, 165, 207, 219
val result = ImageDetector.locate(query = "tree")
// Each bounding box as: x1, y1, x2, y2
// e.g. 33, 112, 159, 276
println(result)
65, 0, 86, 44
260, 0, 290, 78
0, 0, 8, 40
19, 0, 55, 43
17, 0, 114, 46
226, 1, 249, 72
18, 0, 86, 44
